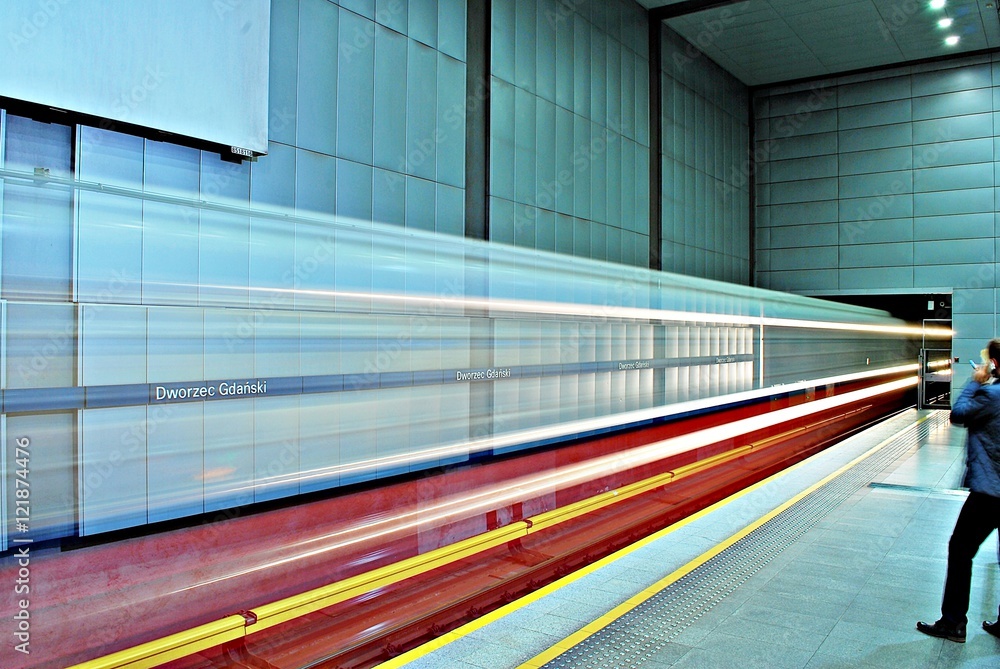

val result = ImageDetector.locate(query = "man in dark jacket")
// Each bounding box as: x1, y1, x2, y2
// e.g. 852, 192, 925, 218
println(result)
917, 338, 1000, 643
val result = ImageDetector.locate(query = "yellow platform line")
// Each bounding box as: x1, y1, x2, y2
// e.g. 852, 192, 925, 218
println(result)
70, 407, 926, 669
515, 412, 933, 668
70, 428, 759, 667
380, 411, 930, 669
63, 616, 249, 669
65, 523, 530, 669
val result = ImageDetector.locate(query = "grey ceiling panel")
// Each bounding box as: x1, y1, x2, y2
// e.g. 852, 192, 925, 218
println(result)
648, 0, 1000, 86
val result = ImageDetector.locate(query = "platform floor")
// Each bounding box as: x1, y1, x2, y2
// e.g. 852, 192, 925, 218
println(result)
381, 409, 1000, 669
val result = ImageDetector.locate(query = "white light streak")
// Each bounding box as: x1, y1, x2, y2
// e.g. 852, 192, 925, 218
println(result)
222, 283, 953, 339
241, 365, 920, 490
170, 376, 916, 594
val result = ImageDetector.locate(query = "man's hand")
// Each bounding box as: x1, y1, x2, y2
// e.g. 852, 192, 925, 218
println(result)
973, 362, 993, 384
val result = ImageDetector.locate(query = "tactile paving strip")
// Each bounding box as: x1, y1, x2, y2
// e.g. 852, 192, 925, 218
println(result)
542, 411, 950, 669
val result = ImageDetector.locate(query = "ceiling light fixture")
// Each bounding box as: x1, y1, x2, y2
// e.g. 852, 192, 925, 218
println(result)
938, 17, 954, 28
945, 35, 960, 45
930, 0, 946, 9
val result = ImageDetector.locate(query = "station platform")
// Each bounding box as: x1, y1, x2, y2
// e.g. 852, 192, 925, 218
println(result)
380, 409, 1000, 669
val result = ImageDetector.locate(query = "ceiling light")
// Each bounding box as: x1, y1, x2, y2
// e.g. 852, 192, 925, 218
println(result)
938, 18, 954, 28
945, 35, 960, 45
930, 0, 946, 9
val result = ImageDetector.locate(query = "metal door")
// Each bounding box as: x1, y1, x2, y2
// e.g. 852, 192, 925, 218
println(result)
918, 348, 953, 409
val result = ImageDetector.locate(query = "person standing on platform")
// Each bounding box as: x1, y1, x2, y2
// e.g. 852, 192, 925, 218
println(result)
917, 339, 1000, 643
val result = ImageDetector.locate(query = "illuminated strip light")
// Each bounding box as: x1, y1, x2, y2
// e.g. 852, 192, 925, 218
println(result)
0, 170, 940, 336
0, 171, 949, 338
207, 284, 954, 338
243, 365, 919, 492
170, 376, 915, 593
756, 315, 949, 336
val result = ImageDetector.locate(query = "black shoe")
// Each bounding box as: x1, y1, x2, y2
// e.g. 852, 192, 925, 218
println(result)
984, 619, 1000, 639
917, 619, 966, 643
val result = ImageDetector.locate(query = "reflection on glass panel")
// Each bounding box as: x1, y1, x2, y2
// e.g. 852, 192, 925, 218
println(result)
79, 406, 148, 536
5, 413, 75, 542
2, 115, 73, 301
75, 126, 144, 304
5, 302, 76, 389
0, 144, 940, 545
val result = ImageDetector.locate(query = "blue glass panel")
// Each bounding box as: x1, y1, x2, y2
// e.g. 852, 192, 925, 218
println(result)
2, 116, 73, 301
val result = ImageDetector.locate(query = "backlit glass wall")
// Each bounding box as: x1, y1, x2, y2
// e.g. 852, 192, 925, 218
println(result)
489, 0, 651, 266
1, 0, 768, 550
753, 53, 1000, 389
660, 24, 750, 283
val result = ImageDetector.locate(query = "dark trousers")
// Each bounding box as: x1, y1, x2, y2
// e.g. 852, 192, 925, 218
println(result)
942, 491, 1000, 623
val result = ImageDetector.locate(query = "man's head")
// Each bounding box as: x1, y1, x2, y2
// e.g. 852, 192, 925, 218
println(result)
987, 338, 1000, 374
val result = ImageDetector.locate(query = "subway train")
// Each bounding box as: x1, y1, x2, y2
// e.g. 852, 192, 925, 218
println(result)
0, 168, 948, 552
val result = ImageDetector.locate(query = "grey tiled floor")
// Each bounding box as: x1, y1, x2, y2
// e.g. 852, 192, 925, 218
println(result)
386, 410, 1000, 669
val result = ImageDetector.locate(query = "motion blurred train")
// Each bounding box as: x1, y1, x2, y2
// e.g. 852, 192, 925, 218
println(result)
0, 168, 947, 551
